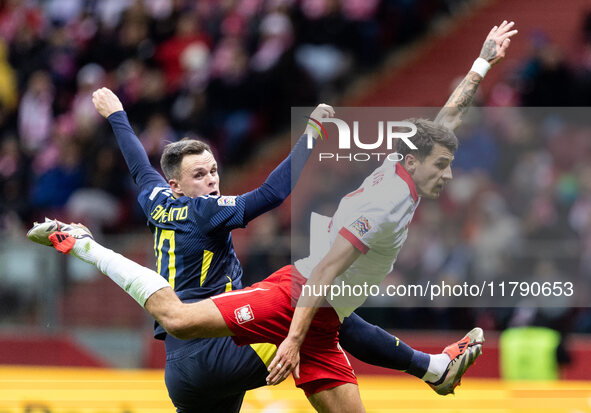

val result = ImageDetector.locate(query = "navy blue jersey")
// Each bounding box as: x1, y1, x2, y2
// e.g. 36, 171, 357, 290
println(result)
138, 187, 248, 337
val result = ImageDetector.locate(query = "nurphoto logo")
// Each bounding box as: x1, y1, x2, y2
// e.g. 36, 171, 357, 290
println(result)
306, 117, 417, 162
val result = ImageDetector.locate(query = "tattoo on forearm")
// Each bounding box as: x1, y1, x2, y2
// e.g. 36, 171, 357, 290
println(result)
435, 72, 482, 126
479, 39, 497, 62
436, 37, 498, 129
450, 72, 481, 112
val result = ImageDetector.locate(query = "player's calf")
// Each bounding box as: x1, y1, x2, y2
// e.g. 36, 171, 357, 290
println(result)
27, 218, 170, 307
28, 219, 235, 342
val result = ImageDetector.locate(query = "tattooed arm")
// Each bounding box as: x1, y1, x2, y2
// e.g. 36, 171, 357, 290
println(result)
435, 20, 518, 131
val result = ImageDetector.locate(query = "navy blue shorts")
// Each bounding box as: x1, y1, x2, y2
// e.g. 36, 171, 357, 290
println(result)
164, 335, 276, 412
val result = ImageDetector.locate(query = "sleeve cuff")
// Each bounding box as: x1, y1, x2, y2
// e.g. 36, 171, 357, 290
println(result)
338, 227, 369, 254
107, 110, 127, 122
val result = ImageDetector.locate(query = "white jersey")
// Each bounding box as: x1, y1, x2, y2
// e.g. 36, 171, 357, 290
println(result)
295, 158, 420, 320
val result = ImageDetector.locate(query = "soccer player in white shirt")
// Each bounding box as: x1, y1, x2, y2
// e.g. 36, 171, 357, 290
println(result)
270, 119, 459, 386
292, 120, 450, 321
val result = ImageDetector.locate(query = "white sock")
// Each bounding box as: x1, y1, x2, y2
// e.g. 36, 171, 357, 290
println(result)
71, 237, 170, 307
422, 353, 451, 382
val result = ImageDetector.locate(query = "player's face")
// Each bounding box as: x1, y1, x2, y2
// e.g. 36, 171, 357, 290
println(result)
173, 151, 220, 198
408, 143, 454, 199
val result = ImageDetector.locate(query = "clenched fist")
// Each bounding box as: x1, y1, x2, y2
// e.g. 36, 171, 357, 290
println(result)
92, 87, 124, 118
305, 103, 335, 139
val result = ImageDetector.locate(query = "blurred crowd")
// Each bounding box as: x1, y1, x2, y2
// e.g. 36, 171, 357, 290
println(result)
487, 12, 591, 107
0, 0, 460, 234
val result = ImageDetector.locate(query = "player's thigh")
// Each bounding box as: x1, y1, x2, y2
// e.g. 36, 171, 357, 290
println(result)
145, 291, 231, 338
307, 383, 365, 413
180, 298, 233, 338
165, 337, 270, 408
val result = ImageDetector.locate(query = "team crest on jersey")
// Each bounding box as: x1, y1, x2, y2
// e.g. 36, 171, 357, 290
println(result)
235, 304, 254, 324
350, 216, 371, 237
217, 196, 236, 206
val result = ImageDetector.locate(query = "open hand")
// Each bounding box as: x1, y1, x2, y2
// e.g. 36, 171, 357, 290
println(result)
480, 20, 518, 66
266, 337, 301, 386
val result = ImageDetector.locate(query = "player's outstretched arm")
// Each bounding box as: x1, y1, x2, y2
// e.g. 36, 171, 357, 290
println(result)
92, 87, 166, 189
266, 235, 361, 385
434, 20, 518, 131
241, 104, 334, 223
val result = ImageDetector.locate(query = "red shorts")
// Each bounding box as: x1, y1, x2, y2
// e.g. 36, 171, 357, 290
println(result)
211, 265, 357, 395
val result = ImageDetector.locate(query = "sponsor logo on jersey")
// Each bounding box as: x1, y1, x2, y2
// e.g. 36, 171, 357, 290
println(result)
217, 196, 237, 206
235, 304, 254, 324
372, 172, 384, 186
350, 216, 371, 237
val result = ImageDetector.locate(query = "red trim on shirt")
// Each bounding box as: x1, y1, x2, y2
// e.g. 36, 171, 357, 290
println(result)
395, 162, 419, 202
338, 227, 369, 254
345, 187, 364, 198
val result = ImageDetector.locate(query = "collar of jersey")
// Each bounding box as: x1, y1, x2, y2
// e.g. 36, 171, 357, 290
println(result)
395, 162, 419, 203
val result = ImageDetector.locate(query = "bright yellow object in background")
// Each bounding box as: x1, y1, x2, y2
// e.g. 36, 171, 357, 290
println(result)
500, 327, 561, 380
2, 367, 591, 412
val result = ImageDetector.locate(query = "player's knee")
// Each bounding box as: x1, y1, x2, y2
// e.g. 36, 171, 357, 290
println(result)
157, 304, 195, 340
160, 300, 223, 340
164, 308, 214, 340
163, 314, 196, 340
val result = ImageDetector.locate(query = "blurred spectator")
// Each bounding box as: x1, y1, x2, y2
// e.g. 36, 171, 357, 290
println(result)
520, 39, 573, 106
18, 70, 54, 153
295, 0, 351, 86
0, 137, 29, 223
469, 191, 522, 282
242, 211, 290, 286
129, 66, 172, 126
155, 12, 211, 92
30, 139, 84, 210
139, 113, 176, 164
71, 63, 105, 137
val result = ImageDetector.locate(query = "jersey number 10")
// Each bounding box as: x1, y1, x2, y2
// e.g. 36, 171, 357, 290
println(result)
154, 228, 232, 292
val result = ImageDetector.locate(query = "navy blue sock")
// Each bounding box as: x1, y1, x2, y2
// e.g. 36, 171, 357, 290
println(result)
340, 312, 430, 379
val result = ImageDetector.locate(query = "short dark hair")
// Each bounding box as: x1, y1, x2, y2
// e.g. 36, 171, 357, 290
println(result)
160, 138, 212, 180
395, 118, 458, 161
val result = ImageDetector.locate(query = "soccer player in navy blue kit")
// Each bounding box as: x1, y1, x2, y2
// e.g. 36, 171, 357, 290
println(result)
100, 98, 340, 411
29, 21, 516, 412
